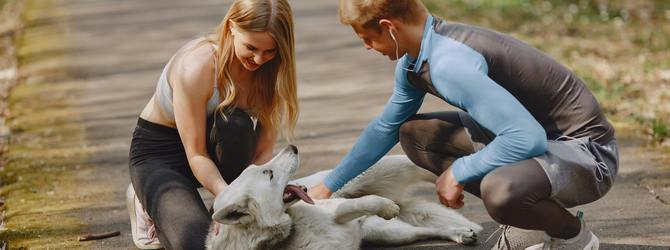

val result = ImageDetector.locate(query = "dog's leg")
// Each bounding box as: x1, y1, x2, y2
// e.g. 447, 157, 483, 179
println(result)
361, 216, 445, 245
362, 216, 477, 245
333, 195, 399, 224
396, 200, 480, 245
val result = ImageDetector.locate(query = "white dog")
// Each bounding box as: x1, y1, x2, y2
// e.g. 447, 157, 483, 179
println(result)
205, 145, 481, 249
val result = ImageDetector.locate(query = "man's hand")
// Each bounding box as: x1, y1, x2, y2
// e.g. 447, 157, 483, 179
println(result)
436, 168, 465, 209
307, 182, 333, 200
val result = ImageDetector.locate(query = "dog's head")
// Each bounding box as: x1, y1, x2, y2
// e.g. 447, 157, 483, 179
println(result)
211, 145, 313, 228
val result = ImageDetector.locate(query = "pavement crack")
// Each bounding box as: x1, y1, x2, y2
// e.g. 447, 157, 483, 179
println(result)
643, 185, 670, 207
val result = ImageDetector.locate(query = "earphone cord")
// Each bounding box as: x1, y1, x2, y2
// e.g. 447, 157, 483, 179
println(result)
391, 28, 416, 72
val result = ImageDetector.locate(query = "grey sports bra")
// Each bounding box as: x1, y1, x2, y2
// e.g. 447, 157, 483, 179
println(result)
154, 42, 221, 123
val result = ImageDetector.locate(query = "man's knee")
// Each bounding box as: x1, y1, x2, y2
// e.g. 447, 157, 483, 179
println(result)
399, 115, 423, 147
481, 171, 527, 225
399, 116, 432, 169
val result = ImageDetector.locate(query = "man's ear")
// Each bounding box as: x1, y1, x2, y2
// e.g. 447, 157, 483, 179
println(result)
212, 198, 253, 225
378, 19, 396, 34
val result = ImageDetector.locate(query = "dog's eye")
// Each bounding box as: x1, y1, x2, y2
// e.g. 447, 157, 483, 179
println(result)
262, 169, 273, 180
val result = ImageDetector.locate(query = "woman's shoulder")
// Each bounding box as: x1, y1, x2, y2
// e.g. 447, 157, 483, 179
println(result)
175, 38, 216, 70
169, 38, 217, 88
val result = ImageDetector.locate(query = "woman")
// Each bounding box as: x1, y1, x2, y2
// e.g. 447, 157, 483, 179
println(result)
127, 0, 298, 249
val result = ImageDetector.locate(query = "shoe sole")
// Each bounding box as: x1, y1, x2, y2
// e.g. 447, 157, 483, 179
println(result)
588, 232, 599, 250
127, 184, 162, 250
523, 232, 599, 250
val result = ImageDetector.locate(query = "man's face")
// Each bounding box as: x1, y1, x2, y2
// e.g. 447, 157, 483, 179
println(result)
352, 24, 402, 61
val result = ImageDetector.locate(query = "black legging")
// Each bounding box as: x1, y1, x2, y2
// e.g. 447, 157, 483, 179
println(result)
129, 109, 258, 250
399, 111, 579, 238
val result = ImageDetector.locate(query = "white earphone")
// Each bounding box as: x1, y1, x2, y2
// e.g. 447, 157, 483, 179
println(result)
389, 27, 397, 42
389, 27, 415, 71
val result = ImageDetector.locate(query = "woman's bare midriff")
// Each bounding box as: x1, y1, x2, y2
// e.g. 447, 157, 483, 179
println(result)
139, 95, 177, 128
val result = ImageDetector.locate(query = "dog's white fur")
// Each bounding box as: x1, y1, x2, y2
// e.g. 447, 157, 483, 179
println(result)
205, 146, 482, 249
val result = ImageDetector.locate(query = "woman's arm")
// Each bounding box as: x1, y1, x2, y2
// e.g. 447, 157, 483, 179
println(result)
171, 46, 228, 196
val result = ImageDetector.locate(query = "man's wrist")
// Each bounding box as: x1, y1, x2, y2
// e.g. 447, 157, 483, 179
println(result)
447, 168, 464, 187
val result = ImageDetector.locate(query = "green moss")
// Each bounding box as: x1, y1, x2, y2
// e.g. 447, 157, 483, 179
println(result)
0, 0, 93, 248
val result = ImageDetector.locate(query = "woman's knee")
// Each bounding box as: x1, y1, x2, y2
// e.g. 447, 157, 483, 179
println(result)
210, 110, 257, 152
212, 109, 256, 141
209, 109, 257, 180
164, 231, 208, 250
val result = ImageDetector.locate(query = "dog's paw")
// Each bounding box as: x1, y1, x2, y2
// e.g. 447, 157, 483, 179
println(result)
456, 228, 478, 246
377, 202, 400, 220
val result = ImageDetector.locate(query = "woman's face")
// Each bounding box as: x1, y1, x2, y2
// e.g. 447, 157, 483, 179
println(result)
231, 23, 278, 71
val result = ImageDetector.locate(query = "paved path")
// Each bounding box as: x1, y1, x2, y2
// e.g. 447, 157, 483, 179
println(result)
17, 0, 670, 249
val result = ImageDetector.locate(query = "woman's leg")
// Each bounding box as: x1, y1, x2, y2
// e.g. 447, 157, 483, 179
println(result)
129, 126, 211, 249
131, 165, 212, 250
129, 109, 258, 249
206, 108, 258, 183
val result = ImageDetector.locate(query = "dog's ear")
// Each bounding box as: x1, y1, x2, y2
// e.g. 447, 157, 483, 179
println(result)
212, 198, 253, 225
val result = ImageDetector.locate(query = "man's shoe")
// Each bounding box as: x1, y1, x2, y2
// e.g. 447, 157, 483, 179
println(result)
126, 184, 162, 249
489, 225, 545, 250
526, 211, 599, 250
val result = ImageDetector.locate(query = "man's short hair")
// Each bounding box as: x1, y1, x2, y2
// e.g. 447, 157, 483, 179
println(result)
338, 0, 427, 32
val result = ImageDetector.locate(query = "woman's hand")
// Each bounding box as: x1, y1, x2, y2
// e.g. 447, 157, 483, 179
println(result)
307, 182, 333, 200
435, 168, 465, 209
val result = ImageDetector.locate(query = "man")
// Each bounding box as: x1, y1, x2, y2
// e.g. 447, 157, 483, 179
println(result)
308, 1, 618, 249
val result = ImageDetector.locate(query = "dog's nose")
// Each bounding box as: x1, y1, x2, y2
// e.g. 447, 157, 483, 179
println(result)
288, 145, 298, 154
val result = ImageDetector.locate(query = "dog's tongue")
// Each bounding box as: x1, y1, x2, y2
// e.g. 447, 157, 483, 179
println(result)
283, 185, 314, 205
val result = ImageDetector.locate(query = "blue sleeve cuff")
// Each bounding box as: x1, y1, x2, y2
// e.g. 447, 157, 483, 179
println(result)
323, 175, 339, 193
450, 158, 472, 184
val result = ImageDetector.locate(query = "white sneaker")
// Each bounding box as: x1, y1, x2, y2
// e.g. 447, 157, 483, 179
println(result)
489, 225, 545, 250
526, 212, 599, 250
126, 184, 162, 249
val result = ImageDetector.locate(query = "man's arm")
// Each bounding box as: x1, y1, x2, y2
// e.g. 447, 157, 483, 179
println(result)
316, 66, 425, 196
432, 62, 548, 184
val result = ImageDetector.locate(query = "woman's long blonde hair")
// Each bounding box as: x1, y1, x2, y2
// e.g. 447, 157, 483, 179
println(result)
209, 0, 298, 140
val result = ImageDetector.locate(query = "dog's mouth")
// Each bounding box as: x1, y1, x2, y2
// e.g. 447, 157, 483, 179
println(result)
282, 184, 314, 205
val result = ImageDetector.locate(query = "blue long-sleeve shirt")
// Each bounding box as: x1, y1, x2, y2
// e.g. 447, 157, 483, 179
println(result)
324, 15, 614, 192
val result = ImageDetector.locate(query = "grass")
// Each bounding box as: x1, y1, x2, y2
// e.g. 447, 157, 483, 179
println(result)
0, 82, 92, 249
423, 0, 670, 144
